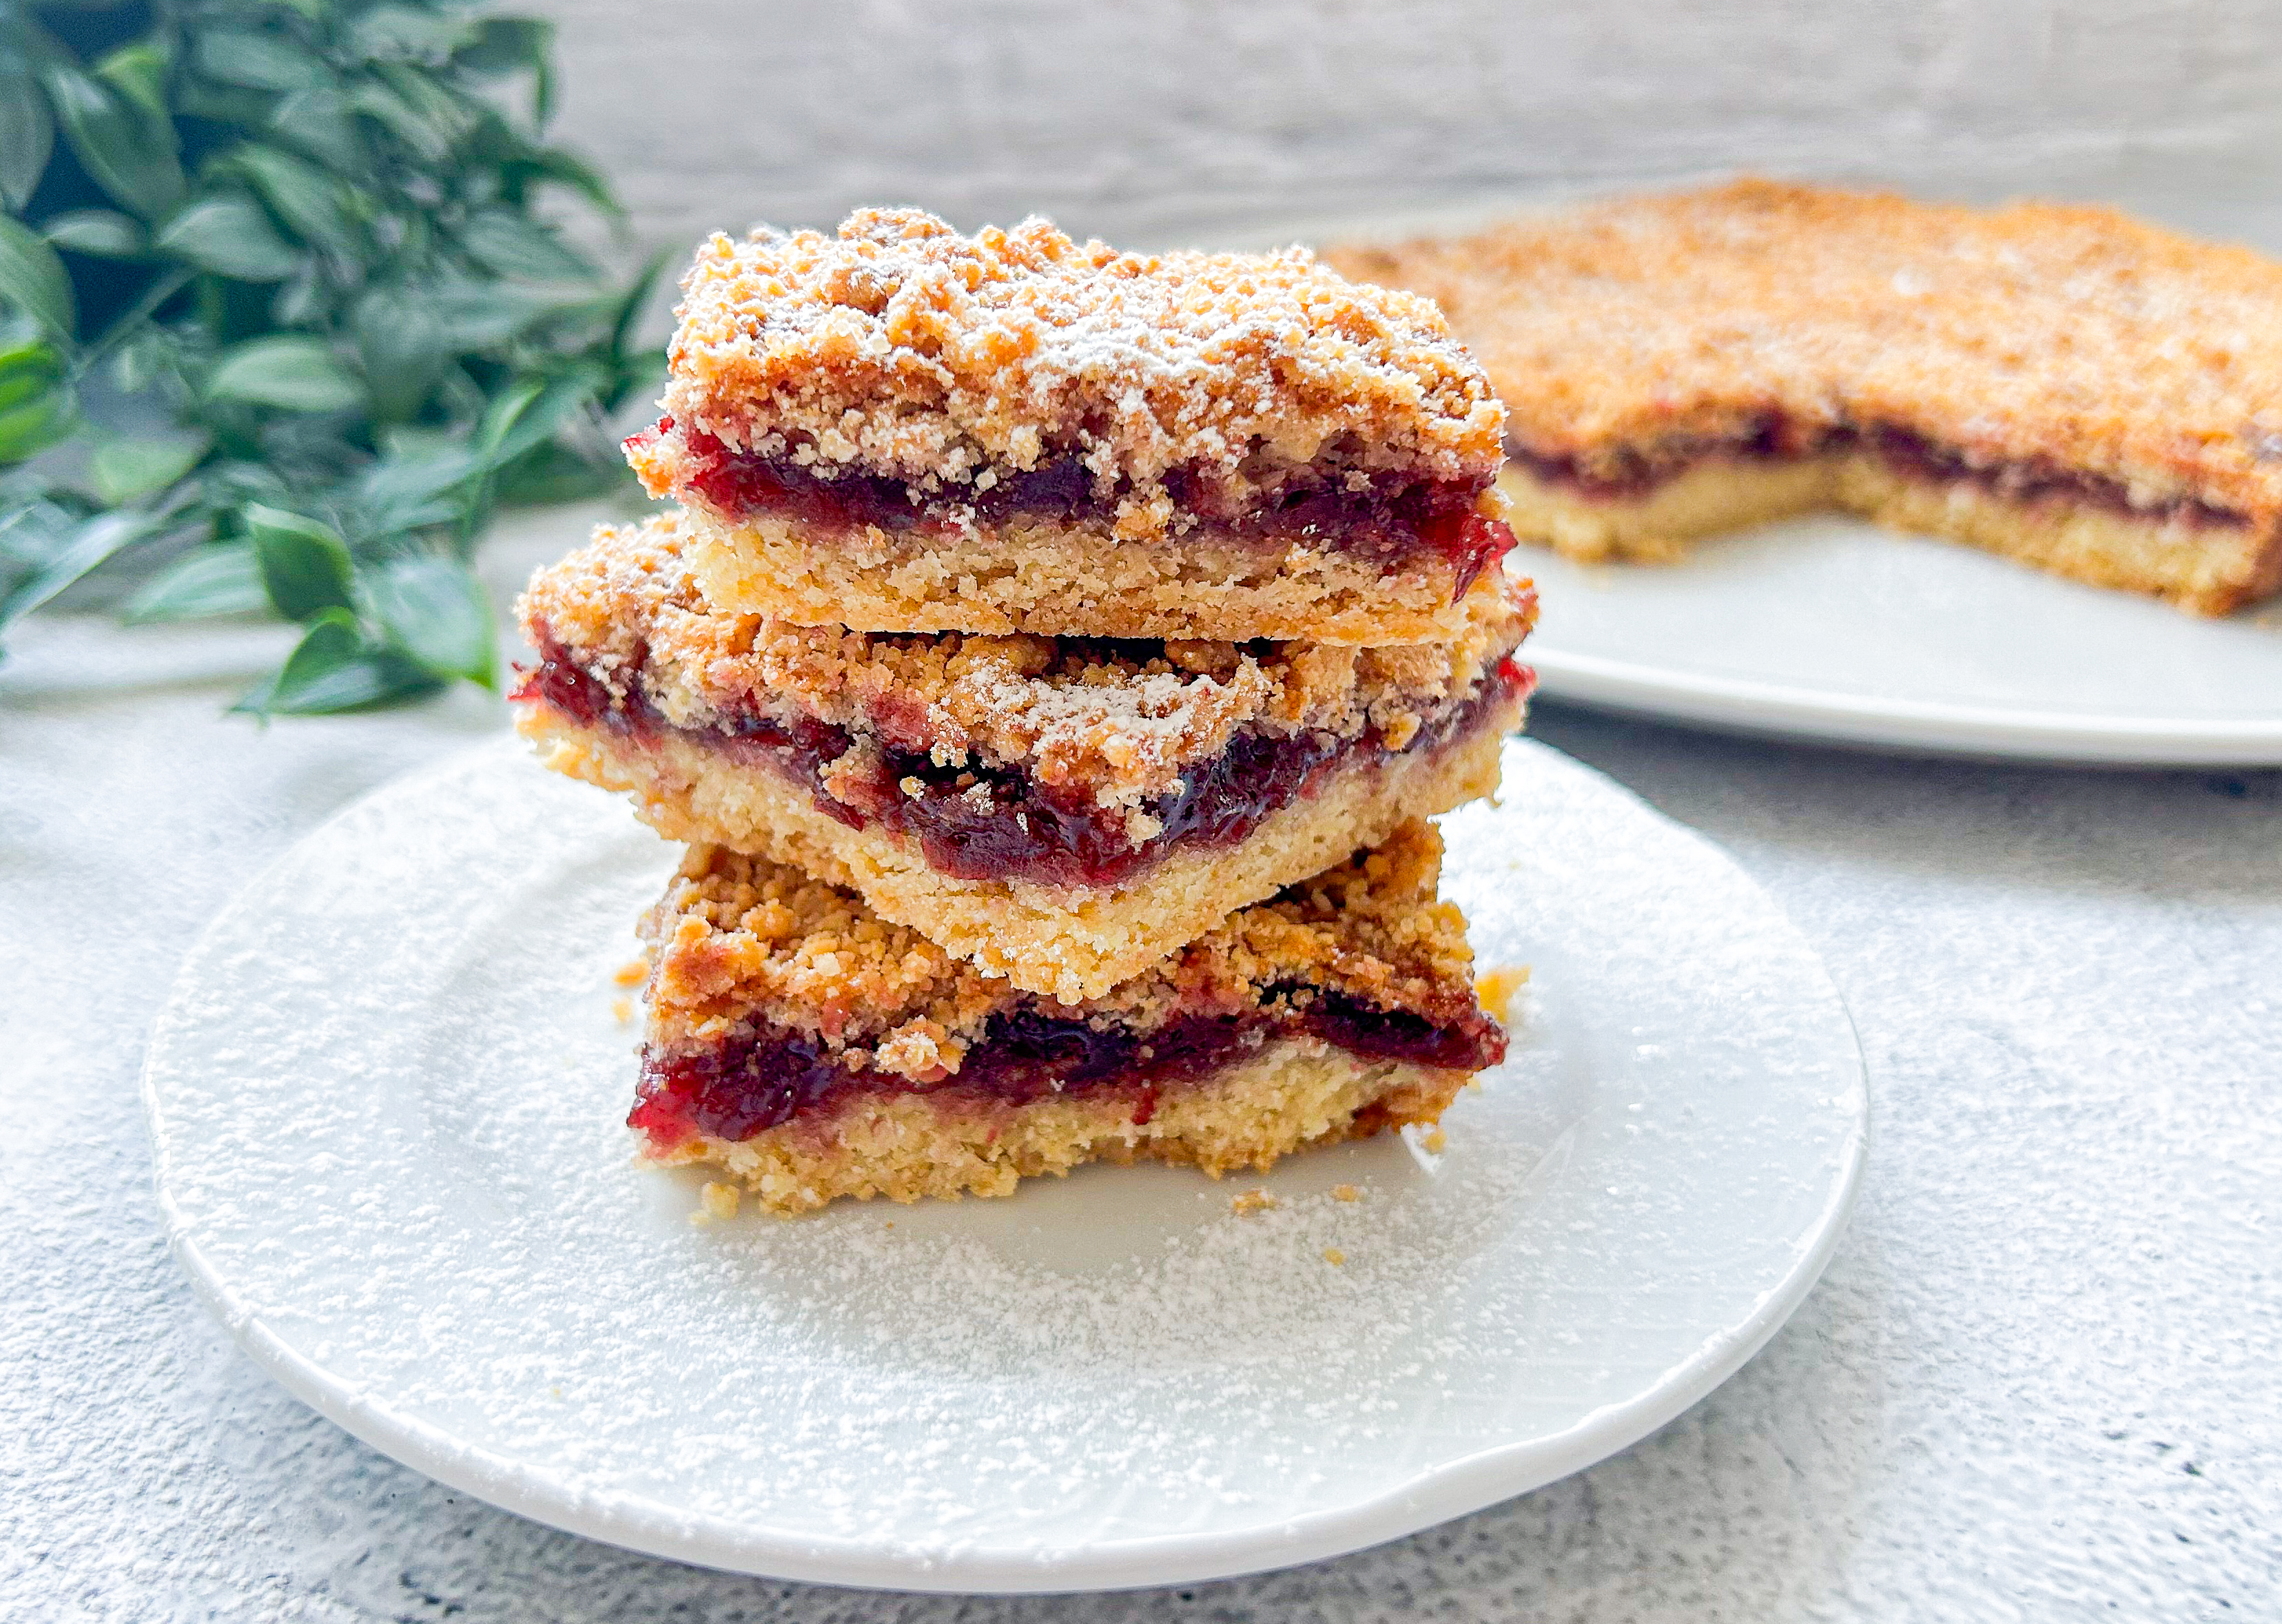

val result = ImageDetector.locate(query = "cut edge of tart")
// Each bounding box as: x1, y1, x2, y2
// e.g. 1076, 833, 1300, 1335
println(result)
1494, 451, 2282, 615
630, 819, 1503, 1214
1328, 177, 2282, 616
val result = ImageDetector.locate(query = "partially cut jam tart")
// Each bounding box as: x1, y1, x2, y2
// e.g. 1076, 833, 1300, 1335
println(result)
1329, 178, 2282, 616
633, 820, 1504, 1213
626, 207, 1519, 644
514, 513, 1534, 1002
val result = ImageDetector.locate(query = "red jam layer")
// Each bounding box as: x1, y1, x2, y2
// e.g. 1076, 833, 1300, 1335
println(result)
630, 987, 1507, 1148
637, 418, 1517, 596
1508, 415, 2247, 530
515, 638, 1533, 890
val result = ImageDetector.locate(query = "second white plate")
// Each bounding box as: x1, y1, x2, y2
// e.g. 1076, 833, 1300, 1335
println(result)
1519, 521, 2282, 764
143, 737, 1865, 1592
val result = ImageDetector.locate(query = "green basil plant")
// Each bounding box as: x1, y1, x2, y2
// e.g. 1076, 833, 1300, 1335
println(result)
0, 0, 664, 712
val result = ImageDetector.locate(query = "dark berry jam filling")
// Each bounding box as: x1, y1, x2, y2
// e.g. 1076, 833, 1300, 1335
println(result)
637, 418, 1517, 593
515, 635, 1533, 890
630, 984, 1506, 1148
1508, 414, 2245, 530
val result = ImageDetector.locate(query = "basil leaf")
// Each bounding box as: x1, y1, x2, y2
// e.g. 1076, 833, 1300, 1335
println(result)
192, 28, 332, 93
350, 6, 475, 64
158, 193, 302, 281
245, 503, 353, 619
40, 63, 185, 220
94, 39, 176, 133
43, 209, 148, 258
125, 542, 267, 621
457, 208, 593, 283
235, 608, 438, 715
90, 433, 208, 504
351, 287, 451, 422
0, 511, 148, 628
0, 72, 55, 210
0, 392, 75, 464
206, 337, 364, 412
217, 143, 364, 260
0, 216, 76, 340
368, 552, 494, 686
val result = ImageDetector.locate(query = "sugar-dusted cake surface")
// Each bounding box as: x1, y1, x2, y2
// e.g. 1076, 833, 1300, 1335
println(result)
642, 207, 1508, 515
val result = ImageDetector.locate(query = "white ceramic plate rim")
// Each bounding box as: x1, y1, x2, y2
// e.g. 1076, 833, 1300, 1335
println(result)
143, 742, 1869, 1594
1530, 647, 2282, 765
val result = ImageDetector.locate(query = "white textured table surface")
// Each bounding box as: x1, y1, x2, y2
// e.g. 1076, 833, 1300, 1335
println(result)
3, 515, 2276, 1621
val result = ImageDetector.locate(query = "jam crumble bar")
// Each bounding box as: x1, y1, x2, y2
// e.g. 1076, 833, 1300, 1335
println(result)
627, 207, 1520, 644
514, 514, 1534, 1001
632, 821, 1503, 1213
1330, 178, 2282, 615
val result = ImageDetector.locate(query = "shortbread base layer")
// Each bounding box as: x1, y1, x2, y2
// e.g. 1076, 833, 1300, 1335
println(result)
521, 700, 1515, 1002
1498, 458, 2282, 616
680, 504, 1499, 645
644, 1038, 1467, 1214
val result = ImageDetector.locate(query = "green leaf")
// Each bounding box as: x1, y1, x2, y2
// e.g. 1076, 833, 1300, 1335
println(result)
353, 445, 484, 535
0, 391, 74, 463
192, 28, 332, 93
216, 144, 364, 261
43, 209, 147, 258
0, 72, 56, 210
234, 608, 438, 715
351, 287, 451, 422
0, 339, 63, 412
94, 39, 176, 132
368, 552, 494, 685
40, 63, 185, 220
124, 542, 267, 621
0, 511, 148, 628
206, 336, 364, 411
458, 208, 593, 283
485, 368, 599, 468
267, 88, 367, 174
157, 193, 302, 281
89, 433, 208, 504
245, 503, 353, 619
456, 17, 553, 73
350, 6, 475, 63
0, 216, 76, 340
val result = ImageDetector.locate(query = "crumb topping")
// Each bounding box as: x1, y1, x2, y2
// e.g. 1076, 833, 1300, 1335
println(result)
517, 513, 1533, 809
643, 819, 1483, 1082
651, 208, 1508, 516
1328, 178, 2282, 520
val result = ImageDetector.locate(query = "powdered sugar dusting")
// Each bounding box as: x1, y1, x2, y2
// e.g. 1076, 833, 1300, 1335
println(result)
143, 737, 1863, 1587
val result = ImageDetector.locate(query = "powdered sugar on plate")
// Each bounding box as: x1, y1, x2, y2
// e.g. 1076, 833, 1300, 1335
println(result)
143, 737, 1863, 1591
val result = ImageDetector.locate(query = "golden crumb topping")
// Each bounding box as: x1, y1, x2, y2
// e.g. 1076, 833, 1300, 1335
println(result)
642, 819, 1483, 1082
516, 513, 1532, 809
650, 208, 1507, 515
1329, 178, 2282, 520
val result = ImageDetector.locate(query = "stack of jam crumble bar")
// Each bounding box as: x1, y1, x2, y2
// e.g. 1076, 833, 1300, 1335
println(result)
514, 209, 1537, 1213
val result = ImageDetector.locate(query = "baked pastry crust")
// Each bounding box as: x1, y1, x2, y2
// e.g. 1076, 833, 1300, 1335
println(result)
634, 823, 1498, 1213
650, 207, 1506, 508
516, 512, 1533, 814
1331, 178, 2282, 614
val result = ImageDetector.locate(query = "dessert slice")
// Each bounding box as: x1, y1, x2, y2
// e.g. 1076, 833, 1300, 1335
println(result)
625, 207, 1519, 644
1328, 178, 2282, 615
515, 513, 1534, 1002
632, 821, 1503, 1213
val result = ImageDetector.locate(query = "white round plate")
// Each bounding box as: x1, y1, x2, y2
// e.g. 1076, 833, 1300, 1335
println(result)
143, 737, 1866, 1594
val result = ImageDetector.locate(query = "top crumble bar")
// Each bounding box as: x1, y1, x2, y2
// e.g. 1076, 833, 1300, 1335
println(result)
652, 207, 1508, 510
